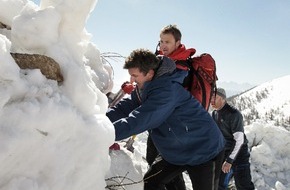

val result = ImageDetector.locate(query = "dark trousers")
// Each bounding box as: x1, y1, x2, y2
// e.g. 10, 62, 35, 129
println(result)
219, 146, 255, 190
213, 149, 225, 190
144, 150, 224, 190
146, 134, 186, 190
218, 164, 255, 190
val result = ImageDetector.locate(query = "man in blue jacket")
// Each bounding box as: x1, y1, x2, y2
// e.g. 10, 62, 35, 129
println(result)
106, 48, 225, 190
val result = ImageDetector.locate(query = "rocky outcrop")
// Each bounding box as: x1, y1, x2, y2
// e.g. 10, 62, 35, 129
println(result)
0, 22, 11, 30
11, 53, 64, 82
1, 20, 63, 83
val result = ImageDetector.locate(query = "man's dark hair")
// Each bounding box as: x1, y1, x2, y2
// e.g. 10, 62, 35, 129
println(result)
160, 24, 182, 42
124, 49, 160, 74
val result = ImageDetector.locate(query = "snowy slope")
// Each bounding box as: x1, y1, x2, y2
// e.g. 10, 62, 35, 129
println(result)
228, 75, 290, 129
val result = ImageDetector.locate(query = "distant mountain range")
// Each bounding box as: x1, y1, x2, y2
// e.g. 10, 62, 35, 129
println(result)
226, 75, 290, 130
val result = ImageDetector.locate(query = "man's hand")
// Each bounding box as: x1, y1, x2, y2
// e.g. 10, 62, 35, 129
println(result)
109, 143, 120, 151
124, 136, 136, 153
121, 81, 135, 94
222, 161, 232, 173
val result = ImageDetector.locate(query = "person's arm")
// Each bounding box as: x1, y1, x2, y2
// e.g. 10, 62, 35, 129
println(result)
226, 131, 244, 164
222, 130, 244, 173
106, 90, 140, 122
226, 112, 245, 164
113, 82, 177, 141
222, 111, 245, 173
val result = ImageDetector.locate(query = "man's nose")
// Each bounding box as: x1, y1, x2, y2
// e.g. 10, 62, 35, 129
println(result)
130, 76, 135, 83
210, 97, 216, 104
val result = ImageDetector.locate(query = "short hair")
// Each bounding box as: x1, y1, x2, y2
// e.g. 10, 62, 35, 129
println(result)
160, 24, 182, 42
123, 49, 160, 74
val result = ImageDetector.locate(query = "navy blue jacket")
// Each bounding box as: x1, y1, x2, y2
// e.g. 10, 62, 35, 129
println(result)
107, 58, 225, 166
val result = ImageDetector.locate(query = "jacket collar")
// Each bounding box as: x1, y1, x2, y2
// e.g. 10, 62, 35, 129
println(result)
154, 56, 176, 79
168, 44, 196, 60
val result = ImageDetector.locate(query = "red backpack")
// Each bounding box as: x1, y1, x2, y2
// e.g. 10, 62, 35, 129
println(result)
177, 54, 217, 110
156, 44, 218, 111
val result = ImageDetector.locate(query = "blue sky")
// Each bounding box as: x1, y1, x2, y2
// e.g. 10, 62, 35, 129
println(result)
32, 0, 290, 85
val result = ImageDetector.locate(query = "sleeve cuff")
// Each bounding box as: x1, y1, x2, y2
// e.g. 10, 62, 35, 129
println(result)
226, 157, 234, 164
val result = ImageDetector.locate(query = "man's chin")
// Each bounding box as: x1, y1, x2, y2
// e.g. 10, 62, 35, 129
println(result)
162, 50, 168, 56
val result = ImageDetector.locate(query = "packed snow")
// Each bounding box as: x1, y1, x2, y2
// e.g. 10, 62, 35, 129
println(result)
0, 0, 289, 190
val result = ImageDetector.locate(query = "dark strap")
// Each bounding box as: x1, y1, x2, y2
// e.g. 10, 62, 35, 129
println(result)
175, 59, 191, 69
193, 68, 207, 108
135, 85, 142, 105
155, 42, 160, 55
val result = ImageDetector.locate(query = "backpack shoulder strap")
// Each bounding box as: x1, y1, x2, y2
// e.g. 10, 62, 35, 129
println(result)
175, 59, 191, 71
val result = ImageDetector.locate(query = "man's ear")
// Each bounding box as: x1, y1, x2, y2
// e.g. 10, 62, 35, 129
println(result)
147, 69, 155, 79
176, 40, 181, 47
